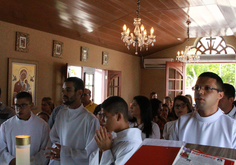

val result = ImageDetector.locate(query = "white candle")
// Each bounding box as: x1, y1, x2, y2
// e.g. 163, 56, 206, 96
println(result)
15, 135, 30, 165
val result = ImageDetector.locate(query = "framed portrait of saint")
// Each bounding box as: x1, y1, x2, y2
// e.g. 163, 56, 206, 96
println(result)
8, 58, 38, 109
15, 32, 29, 53
52, 40, 63, 58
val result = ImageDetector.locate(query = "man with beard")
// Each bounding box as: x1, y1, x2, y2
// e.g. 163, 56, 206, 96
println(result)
170, 72, 236, 149
45, 77, 100, 165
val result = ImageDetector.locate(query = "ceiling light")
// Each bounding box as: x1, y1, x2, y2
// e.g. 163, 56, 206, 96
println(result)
121, 0, 156, 55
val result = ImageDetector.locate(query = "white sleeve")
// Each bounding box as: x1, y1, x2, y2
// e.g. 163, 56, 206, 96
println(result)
0, 124, 15, 164
31, 123, 51, 165
60, 118, 100, 162
151, 123, 160, 139
163, 123, 169, 140
169, 120, 179, 141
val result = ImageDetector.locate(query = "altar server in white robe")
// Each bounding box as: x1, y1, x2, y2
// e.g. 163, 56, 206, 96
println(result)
219, 83, 236, 119
170, 72, 236, 149
0, 91, 50, 165
89, 96, 142, 165
45, 77, 100, 165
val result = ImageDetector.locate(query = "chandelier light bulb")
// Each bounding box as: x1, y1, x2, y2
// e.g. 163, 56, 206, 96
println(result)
141, 24, 144, 31
123, 24, 127, 31
150, 27, 154, 35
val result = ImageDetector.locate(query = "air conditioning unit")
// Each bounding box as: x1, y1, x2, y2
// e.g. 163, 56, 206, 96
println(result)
143, 58, 174, 69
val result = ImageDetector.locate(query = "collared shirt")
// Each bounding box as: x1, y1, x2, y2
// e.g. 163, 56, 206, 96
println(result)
84, 101, 97, 113
129, 121, 160, 140
89, 128, 142, 165
49, 104, 100, 165
0, 112, 50, 164
170, 109, 236, 149
227, 106, 236, 119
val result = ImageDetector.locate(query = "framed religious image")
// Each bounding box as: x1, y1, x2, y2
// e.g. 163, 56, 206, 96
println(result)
15, 32, 29, 53
80, 46, 89, 62
52, 40, 63, 58
8, 58, 38, 109
102, 51, 109, 65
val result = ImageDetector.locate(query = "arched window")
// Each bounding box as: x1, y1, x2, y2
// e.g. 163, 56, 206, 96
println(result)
190, 36, 236, 55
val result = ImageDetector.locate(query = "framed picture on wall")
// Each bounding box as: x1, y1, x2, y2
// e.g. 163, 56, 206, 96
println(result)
102, 51, 109, 65
15, 32, 29, 53
80, 46, 89, 62
52, 40, 63, 58
8, 58, 38, 109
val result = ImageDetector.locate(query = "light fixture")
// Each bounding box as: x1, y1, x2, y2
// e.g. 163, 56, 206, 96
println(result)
176, 17, 200, 62
121, 0, 156, 55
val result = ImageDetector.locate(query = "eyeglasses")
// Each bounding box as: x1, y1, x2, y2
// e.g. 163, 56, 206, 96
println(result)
83, 93, 89, 96
192, 85, 221, 92
14, 103, 29, 109
174, 103, 186, 109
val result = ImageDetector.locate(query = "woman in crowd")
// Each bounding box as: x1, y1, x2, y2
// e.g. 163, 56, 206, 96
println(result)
150, 98, 167, 137
160, 104, 169, 121
93, 104, 105, 126
185, 94, 195, 111
129, 96, 160, 140
41, 97, 54, 115
163, 95, 192, 139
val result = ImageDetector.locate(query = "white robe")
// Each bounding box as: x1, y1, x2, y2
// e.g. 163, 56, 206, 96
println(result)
89, 128, 142, 165
170, 109, 236, 149
0, 112, 50, 165
227, 106, 236, 119
162, 120, 176, 140
129, 121, 160, 140
49, 105, 100, 165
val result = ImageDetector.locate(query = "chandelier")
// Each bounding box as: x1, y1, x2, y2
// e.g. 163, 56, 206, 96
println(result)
176, 18, 200, 62
121, 0, 156, 55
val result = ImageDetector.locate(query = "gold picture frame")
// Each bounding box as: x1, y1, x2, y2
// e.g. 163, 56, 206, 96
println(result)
102, 51, 109, 65
52, 40, 63, 58
80, 47, 89, 62
15, 32, 29, 53
8, 58, 38, 109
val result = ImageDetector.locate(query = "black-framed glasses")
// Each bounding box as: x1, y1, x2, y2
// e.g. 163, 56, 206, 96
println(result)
174, 103, 187, 109
14, 103, 29, 109
83, 93, 89, 96
192, 85, 221, 92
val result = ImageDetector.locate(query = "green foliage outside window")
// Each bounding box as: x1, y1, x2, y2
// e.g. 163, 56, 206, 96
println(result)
186, 64, 235, 88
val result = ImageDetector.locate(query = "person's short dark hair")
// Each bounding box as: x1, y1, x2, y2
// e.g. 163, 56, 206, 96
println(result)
164, 96, 172, 102
15, 92, 32, 103
93, 104, 101, 115
64, 77, 84, 93
223, 83, 235, 99
173, 95, 192, 118
36, 111, 50, 119
101, 96, 128, 122
198, 72, 223, 91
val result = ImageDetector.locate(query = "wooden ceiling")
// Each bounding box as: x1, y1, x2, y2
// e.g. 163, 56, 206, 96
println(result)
1, 0, 236, 56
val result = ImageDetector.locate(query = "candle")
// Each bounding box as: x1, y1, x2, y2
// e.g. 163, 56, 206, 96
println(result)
15, 135, 30, 165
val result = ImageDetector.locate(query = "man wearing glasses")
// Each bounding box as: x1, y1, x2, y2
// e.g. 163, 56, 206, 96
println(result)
0, 91, 50, 165
170, 72, 236, 149
81, 88, 97, 113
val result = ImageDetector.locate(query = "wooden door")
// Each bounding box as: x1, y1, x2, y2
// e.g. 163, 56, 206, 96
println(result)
165, 62, 186, 98
107, 70, 122, 97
